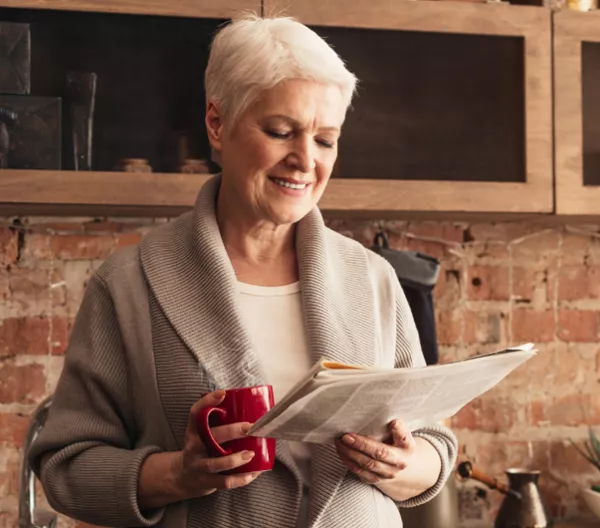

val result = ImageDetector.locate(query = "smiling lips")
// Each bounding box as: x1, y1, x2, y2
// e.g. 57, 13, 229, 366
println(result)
269, 176, 312, 192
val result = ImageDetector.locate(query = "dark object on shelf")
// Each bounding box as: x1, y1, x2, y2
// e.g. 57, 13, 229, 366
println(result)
115, 158, 152, 172
0, 22, 31, 95
0, 95, 61, 169
0, 106, 18, 168
371, 230, 441, 366
65, 72, 97, 171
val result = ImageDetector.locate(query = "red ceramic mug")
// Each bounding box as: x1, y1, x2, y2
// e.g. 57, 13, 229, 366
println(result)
196, 385, 276, 474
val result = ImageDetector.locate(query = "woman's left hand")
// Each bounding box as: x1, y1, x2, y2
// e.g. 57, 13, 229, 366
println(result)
334, 419, 416, 485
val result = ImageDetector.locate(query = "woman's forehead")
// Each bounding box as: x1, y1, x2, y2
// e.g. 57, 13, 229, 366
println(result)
248, 80, 347, 127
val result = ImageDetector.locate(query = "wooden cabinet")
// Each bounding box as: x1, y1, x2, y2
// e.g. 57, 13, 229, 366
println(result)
554, 10, 600, 215
264, 0, 553, 214
0, 0, 258, 19
0, 0, 570, 218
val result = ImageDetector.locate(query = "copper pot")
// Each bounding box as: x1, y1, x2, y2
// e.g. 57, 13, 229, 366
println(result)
457, 461, 553, 528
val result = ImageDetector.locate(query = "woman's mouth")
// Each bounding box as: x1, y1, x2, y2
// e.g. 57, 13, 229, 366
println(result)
269, 177, 311, 191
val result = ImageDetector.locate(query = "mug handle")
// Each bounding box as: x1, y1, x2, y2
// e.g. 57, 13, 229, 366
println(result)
196, 406, 231, 456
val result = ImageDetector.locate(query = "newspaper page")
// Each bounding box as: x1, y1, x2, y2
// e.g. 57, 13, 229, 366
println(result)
249, 344, 536, 444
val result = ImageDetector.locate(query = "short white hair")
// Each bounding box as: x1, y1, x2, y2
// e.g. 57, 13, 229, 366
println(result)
205, 13, 358, 128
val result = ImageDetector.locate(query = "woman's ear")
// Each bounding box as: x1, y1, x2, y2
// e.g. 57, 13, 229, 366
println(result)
205, 101, 224, 152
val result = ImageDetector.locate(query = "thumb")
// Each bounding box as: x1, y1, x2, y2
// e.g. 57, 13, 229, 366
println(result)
390, 420, 416, 449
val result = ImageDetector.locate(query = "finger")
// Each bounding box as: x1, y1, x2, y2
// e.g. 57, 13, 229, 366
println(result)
212, 422, 252, 444
212, 471, 261, 491
185, 391, 226, 450
390, 420, 416, 451
189, 391, 226, 423
336, 450, 383, 485
339, 434, 405, 468
335, 440, 398, 479
197, 449, 257, 474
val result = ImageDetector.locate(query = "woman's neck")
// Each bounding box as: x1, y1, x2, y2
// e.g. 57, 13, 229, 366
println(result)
216, 195, 299, 286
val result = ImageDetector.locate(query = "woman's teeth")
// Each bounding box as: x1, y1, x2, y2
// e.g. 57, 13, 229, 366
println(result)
272, 178, 308, 190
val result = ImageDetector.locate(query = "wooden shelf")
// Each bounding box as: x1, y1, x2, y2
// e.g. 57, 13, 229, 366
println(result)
0, 169, 555, 219
0, 0, 258, 19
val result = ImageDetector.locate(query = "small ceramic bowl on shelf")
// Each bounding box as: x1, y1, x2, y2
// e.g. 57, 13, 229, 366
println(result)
582, 487, 600, 519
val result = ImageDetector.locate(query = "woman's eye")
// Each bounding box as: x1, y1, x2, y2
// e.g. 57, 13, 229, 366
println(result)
317, 138, 334, 149
266, 130, 291, 139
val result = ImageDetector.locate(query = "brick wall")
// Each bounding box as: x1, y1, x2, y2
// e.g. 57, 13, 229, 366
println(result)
1, 216, 599, 526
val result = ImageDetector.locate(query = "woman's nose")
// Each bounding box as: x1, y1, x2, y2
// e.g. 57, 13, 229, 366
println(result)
285, 139, 316, 173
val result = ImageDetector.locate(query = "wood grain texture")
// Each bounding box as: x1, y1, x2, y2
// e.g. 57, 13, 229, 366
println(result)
0, 170, 550, 217
0, 0, 259, 19
554, 10, 600, 215
265, 0, 546, 35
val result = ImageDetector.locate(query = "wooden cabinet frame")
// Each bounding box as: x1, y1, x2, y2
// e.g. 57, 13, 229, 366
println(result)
554, 11, 600, 215
0, 1, 554, 217
0, 0, 259, 19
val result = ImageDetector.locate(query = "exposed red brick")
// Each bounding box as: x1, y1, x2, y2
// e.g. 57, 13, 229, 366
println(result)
529, 400, 548, 426
83, 220, 126, 233
507, 347, 554, 392
561, 233, 592, 265
0, 448, 20, 497
114, 232, 143, 249
452, 392, 515, 433
550, 441, 596, 474
511, 309, 555, 343
0, 227, 19, 266
547, 393, 600, 426
0, 412, 29, 447
557, 310, 598, 342
469, 311, 504, 345
405, 222, 465, 244
433, 266, 462, 308
512, 267, 537, 302
0, 317, 71, 357
553, 345, 599, 389
437, 309, 476, 345
511, 231, 561, 263
467, 223, 537, 243
469, 241, 510, 263
8, 267, 65, 312
51, 317, 73, 355
557, 265, 600, 301
0, 361, 46, 404
467, 266, 509, 301
0, 317, 49, 356
25, 234, 114, 260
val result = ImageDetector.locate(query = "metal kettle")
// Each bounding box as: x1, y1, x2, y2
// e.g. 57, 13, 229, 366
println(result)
457, 461, 553, 528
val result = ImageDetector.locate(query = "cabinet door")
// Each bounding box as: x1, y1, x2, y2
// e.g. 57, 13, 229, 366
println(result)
264, 0, 553, 215
555, 11, 600, 215
0, 0, 259, 19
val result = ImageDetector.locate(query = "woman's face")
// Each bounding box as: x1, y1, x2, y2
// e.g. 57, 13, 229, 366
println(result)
207, 79, 347, 226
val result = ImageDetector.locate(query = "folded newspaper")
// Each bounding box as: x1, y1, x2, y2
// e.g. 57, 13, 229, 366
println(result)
248, 343, 536, 444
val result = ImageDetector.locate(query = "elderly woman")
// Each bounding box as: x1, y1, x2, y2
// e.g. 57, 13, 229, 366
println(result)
30, 14, 457, 528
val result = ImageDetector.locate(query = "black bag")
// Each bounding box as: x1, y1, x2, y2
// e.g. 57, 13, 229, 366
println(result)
371, 231, 440, 366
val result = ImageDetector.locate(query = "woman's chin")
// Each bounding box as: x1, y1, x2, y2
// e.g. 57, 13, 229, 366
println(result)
267, 204, 312, 225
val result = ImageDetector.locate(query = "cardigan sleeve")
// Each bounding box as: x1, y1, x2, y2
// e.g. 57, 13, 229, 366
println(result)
389, 267, 459, 508
28, 274, 165, 527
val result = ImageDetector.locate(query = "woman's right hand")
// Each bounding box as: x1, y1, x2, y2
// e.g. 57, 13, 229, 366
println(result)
173, 390, 261, 499
138, 390, 260, 510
